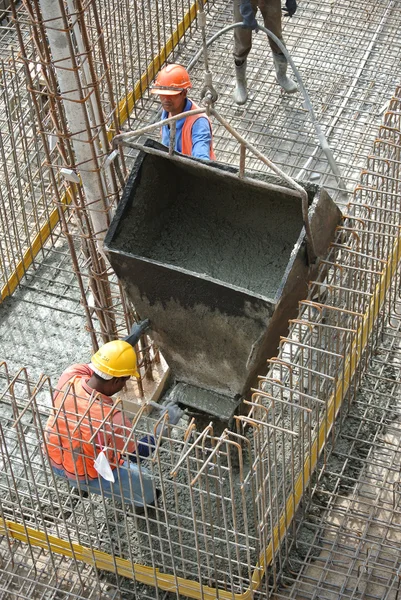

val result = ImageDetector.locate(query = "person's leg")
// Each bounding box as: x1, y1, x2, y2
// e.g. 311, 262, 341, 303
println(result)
258, 0, 298, 93
114, 460, 155, 508
258, 0, 283, 53
233, 0, 254, 63
52, 462, 155, 507
51, 465, 68, 478
51, 464, 104, 496
233, 0, 258, 104
76, 461, 155, 507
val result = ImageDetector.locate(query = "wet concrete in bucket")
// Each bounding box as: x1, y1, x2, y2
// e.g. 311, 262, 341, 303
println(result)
114, 157, 305, 300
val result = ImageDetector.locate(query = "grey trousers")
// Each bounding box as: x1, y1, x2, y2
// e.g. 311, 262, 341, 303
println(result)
233, 0, 284, 61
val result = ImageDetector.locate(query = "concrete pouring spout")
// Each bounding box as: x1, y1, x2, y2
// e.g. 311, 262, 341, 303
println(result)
104, 140, 342, 421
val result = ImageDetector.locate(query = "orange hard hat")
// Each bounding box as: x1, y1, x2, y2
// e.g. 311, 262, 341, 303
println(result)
150, 64, 192, 96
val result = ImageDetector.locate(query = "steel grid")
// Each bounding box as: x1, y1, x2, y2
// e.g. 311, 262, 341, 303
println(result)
93, 0, 211, 126
0, 52, 62, 296
0, 2, 400, 600
0, 0, 204, 341
124, 0, 401, 205
272, 311, 401, 600
0, 0, 194, 388
0, 84, 400, 598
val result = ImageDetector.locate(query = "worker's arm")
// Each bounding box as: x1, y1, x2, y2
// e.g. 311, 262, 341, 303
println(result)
191, 117, 213, 160
113, 401, 184, 463
160, 110, 174, 150
111, 411, 156, 461
129, 401, 184, 462
124, 319, 150, 347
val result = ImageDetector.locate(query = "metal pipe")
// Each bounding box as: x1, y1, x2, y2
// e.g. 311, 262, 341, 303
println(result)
187, 22, 346, 193
118, 139, 305, 200
113, 107, 207, 143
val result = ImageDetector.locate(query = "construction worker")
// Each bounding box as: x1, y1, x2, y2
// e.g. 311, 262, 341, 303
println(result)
45, 320, 183, 509
150, 64, 215, 160
233, 0, 298, 104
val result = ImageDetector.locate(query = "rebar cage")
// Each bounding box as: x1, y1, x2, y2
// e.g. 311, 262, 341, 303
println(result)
0, 84, 400, 600
0, 0, 401, 598
0, 0, 205, 343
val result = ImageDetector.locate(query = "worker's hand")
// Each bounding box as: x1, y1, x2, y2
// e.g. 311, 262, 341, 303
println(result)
160, 400, 184, 426
151, 399, 184, 436
282, 0, 297, 17
124, 319, 150, 347
240, 0, 259, 30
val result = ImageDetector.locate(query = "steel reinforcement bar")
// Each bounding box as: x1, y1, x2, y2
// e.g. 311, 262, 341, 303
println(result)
1, 0, 202, 303
0, 85, 400, 599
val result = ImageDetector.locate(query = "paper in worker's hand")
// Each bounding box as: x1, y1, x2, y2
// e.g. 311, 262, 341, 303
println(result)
94, 449, 115, 482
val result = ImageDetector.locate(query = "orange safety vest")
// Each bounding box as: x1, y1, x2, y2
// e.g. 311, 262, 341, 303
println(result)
181, 100, 216, 160
45, 377, 121, 480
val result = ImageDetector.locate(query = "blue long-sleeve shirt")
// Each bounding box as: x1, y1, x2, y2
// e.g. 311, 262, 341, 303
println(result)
161, 98, 212, 160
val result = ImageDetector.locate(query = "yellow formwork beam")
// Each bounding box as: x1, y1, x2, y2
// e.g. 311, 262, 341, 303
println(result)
115, 1, 199, 127
0, 0, 200, 303
0, 518, 239, 599
2, 229, 400, 599
0, 189, 73, 302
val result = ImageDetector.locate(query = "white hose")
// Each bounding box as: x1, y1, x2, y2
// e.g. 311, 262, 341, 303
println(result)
187, 22, 347, 192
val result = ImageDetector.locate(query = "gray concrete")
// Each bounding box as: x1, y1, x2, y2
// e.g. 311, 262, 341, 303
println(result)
0, 243, 92, 384
116, 154, 303, 299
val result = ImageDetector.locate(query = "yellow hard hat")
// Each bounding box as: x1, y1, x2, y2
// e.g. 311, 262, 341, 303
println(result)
90, 340, 140, 379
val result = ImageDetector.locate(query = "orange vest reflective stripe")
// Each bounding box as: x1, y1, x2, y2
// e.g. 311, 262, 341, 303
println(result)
181, 100, 216, 160
45, 377, 120, 480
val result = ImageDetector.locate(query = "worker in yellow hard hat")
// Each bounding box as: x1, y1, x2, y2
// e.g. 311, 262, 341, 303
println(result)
44, 319, 183, 511
150, 63, 215, 160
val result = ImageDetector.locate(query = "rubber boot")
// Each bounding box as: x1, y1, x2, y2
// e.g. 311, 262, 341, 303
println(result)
233, 60, 248, 105
273, 53, 298, 94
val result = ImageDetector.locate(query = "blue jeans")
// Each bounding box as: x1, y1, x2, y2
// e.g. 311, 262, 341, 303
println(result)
51, 460, 155, 508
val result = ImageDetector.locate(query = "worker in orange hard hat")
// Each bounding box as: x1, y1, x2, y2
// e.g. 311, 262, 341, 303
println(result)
44, 319, 183, 511
151, 64, 215, 161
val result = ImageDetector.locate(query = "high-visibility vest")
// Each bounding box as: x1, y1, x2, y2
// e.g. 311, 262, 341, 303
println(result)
181, 100, 216, 160
45, 377, 121, 480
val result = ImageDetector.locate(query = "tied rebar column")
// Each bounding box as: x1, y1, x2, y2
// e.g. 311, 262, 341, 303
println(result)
35, 0, 118, 340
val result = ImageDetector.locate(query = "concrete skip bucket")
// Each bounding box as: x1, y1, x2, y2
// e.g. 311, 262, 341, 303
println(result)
105, 141, 342, 423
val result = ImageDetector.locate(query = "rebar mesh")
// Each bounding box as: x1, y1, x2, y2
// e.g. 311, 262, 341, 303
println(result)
0, 1, 401, 599
0, 0, 205, 343
123, 0, 401, 205
0, 82, 400, 599
0, 0, 203, 393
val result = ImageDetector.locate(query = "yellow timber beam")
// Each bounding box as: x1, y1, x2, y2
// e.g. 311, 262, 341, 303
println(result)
0, 189, 73, 301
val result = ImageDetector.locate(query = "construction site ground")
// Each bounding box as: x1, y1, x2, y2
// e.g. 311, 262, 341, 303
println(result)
0, 0, 401, 599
